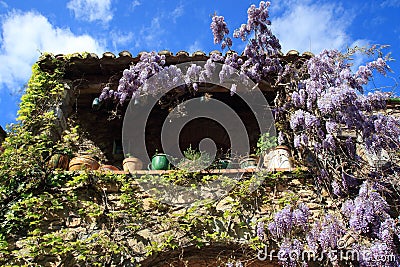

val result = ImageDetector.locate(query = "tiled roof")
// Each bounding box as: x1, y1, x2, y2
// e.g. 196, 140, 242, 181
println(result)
37, 49, 314, 80
41, 49, 313, 62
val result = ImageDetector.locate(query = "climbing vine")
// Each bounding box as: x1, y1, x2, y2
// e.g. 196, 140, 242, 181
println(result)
0, 1, 400, 266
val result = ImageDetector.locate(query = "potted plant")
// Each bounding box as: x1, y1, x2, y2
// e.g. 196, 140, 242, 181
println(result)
99, 164, 120, 173
258, 132, 293, 170
214, 158, 232, 169
213, 149, 235, 169
68, 145, 104, 171
256, 132, 277, 157
176, 146, 211, 171
47, 151, 70, 170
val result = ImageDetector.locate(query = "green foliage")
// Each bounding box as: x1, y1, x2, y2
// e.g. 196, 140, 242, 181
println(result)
0, 53, 316, 266
0, 60, 68, 197
176, 146, 213, 171
256, 132, 277, 156
0, 172, 140, 266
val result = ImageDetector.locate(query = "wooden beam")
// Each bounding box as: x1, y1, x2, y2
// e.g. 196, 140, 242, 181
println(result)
76, 81, 275, 95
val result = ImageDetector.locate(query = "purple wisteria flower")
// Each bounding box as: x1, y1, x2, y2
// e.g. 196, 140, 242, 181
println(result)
268, 204, 309, 239
289, 110, 305, 130
304, 113, 320, 128
342, 182, 390, 234
306, 214, 345, 254
325, 121, 338, 134
322, 134, 336, 151
277, 238, 303, 267
210, 15, 229, 45
278, 131, 285, 145
100, 51, 166, 103
358, 240, 400, 267
257, 221, 265, 240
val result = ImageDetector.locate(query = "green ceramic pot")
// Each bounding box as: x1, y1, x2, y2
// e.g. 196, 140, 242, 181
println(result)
216, 159, 232, 169
239, 157, 258, 169
92, 97, 101, 110
148, 153, 170, 170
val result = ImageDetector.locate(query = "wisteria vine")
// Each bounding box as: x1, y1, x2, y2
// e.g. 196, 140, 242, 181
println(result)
99, 1, 282, 104
97, 1, 400, 266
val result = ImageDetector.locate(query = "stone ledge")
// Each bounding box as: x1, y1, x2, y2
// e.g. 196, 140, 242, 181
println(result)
79, 167, 304, 176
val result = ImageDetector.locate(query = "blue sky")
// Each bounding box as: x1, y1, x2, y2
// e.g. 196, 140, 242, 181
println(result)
0, 0, 399, 128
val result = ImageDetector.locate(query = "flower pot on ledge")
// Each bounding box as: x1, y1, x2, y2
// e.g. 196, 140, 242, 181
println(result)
123, 157, 143, 172
48, 153, 69, 170
148, 154, 169, 170
263, 145, 294, 170
239, 156, 258, 169
99, 165, 120, 173
69, 155, 100, 171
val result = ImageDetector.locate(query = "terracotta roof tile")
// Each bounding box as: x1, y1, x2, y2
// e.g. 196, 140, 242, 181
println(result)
192, 50, 206, 57
102, 52, 116, 59
225, 50, 237, 56
118, 51, 132, 57
209, 50, 222, 56
176, 50, 189, 57
39, 49, 313, 65
302, 51, 314, 58
158, 50, 173, 56
286, 50, 299, 56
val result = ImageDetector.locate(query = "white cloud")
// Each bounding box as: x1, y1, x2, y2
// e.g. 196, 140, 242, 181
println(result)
348, 39, 372, 72
135, 15, 165, 49
171, 4, 184, 22
381, 0, 400, 7
0, 1, 8, 8
187, 40, 203, 54
134, 4, 184, 50
0, 10, 104, 92
271, 2, 355, 54
110, 30, 134, 51
67, 0, 113, 23
131, 0, 141, 11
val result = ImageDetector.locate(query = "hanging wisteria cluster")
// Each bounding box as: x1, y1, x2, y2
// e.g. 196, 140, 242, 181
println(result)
263, 36, 400, 267
261, 203, 310, 267
99, 51, 167, 104
263, 183, 400, 266
99, 1, 283, 104
97, 1, 400, 266
211, 1, 283, 83
264, 43, 400, 266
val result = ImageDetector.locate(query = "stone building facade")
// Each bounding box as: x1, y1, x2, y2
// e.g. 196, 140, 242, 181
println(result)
38, 49, 311, 168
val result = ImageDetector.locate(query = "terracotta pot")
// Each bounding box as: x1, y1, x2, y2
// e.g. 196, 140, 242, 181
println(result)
263, 145, 294, 170
69, 155, 100, 171
99, 165, 120, 173
48, 154, 69, 170
123, 157, 143, 172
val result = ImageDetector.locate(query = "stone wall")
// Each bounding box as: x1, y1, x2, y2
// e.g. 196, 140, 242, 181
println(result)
5, 170, 328, 266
